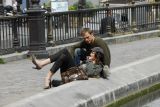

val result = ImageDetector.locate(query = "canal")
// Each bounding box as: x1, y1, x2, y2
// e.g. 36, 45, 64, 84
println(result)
120, 89, 160, 107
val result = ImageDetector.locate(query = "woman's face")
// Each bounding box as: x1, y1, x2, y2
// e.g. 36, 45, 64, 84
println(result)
89, 51, 96, 61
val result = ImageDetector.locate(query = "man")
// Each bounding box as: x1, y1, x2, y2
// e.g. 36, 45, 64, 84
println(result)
100, 10, 116, 34
69, 28, 111, 78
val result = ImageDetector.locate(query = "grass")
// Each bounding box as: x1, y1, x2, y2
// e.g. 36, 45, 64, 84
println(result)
0, 58, 5, 64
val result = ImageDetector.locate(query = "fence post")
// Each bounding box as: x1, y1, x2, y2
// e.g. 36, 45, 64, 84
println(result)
47, 14, 54, 45
0, 4, 3, 15
131, 1, 138, 33
77, 11, 83, 35
77, 0, 86, 35
27, 0, 48, 58
106, 8, 112, 37
13, 17, 20, 51
155, 3, 160, 29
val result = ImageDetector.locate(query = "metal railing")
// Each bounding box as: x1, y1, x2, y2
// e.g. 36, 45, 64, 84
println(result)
45, 3, 160, 42
0, 3, 160, 55
0, 15, 29, 55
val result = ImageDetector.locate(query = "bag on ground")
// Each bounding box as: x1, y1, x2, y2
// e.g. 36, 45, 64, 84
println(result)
61, 66, 88, 84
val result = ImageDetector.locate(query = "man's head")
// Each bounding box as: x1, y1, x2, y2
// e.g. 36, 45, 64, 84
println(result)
107, 10, 112, 16
80, 28, 95, 44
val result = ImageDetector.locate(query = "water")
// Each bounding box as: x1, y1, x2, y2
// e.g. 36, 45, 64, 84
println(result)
120, 89, 160, 107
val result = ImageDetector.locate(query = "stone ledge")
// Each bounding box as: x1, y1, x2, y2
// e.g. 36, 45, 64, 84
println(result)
3, 54, 160, 107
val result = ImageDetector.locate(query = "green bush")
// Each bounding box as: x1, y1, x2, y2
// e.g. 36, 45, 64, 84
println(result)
69, 1, 95, 10
69, 5, 78, 10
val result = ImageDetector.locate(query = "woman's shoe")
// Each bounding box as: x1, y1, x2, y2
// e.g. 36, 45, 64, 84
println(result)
31, 55, 41, 70
44, 79, 52, 89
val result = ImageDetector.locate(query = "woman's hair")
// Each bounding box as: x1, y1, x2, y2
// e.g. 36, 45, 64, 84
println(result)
95, 52, 104, 65
80, 28, 93, 36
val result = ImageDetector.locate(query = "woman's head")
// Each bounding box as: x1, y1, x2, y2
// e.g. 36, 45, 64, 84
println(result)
90, 47, 104, 65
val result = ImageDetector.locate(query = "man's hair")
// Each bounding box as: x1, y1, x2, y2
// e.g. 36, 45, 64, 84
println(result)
80, 28, 93, 36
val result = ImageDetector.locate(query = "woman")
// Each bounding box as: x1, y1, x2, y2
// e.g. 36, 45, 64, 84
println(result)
32, 47, 104, 89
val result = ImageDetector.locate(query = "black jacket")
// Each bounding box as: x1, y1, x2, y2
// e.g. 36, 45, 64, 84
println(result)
100, 16, 116, 34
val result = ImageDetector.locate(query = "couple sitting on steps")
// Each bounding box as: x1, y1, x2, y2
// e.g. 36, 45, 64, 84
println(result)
32, 28, 111, 89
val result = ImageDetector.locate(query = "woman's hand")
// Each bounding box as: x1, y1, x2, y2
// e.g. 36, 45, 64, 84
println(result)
87, 56, 92, 60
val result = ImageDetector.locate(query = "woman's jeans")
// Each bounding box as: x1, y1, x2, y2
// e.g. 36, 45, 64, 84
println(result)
49, 48, 75, 73
74, 48, 87, 65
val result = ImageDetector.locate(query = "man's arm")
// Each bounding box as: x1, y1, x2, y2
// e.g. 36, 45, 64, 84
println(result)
95, 37, 111, 67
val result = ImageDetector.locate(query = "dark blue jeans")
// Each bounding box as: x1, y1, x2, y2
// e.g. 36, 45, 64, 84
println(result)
74, 48, 87, 65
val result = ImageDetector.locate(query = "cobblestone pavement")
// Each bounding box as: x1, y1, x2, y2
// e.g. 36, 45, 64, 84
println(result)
0, 37, 160, 107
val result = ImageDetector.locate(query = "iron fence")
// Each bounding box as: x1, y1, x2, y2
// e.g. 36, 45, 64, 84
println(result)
45, 3, 160, 42
0, 15, 29, 55
0, 3, 160, 55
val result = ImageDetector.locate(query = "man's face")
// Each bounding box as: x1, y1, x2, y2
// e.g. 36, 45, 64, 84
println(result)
82, 32, 94, 44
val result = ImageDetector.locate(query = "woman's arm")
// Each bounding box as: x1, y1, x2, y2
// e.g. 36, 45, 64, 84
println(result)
86, 61, 103, 77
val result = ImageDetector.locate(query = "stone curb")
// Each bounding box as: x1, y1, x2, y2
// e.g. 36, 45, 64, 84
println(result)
3, 54, 160, 107
0, 30, 160, 63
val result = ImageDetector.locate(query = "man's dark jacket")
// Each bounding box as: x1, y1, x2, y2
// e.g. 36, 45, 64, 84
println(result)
100, 16, 116, 34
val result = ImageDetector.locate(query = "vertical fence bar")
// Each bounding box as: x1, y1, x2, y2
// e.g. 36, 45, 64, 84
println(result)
155, 3, 160, 29
131, 3, 138, 33
47, 14, 54, 45
0, 20, 1, 52
12, 17, 20, 51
